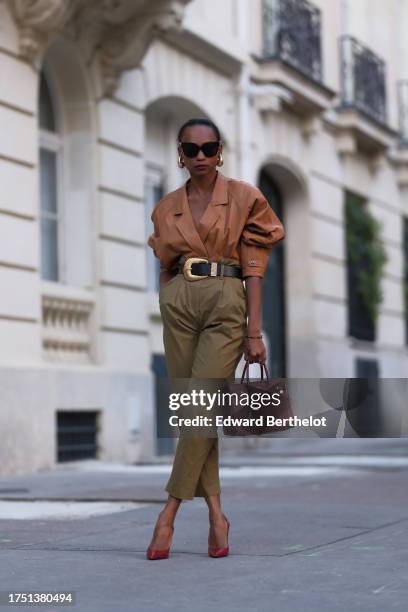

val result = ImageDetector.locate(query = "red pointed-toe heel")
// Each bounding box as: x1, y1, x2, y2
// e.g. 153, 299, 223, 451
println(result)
208, 514, 230, 558
146, 525, 174, 560
146, 547, 170, 561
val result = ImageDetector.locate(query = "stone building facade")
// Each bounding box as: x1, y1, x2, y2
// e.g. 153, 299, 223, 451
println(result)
1, 0, 407, 474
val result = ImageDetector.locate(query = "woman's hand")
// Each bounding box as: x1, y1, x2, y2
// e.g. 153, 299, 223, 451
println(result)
243, 337, 267, 364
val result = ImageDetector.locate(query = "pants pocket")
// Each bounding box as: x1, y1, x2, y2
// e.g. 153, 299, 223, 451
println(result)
161, 274, 179, 289
159, 274, 180, 301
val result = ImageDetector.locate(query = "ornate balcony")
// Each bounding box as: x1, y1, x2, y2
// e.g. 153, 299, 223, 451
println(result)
336, 36, 397, 157
340, 36, 387, 126
387, 80, 408, 186
41, 282, 95, 363
262, 0, 322, 82
8, 0, 192, 96
252, 0, 335, 119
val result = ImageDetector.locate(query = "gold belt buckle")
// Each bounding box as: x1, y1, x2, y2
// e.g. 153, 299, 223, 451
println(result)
183, 257, 211, 281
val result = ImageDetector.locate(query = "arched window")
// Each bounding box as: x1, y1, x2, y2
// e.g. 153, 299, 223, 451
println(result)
37, 40, 96, 364
38, 69, 63, 281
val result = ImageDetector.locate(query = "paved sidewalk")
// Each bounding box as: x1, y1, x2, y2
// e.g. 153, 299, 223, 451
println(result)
0, 439, 407, 611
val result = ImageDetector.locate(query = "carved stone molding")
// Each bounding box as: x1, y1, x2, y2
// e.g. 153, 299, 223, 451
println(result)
41, 281, 95, 363
98, 1, 190, 96
7, 0, 77, 62
7, 0, 191, 95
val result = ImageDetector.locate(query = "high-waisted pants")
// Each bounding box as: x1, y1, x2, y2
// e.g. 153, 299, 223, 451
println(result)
159, 263, 247, 500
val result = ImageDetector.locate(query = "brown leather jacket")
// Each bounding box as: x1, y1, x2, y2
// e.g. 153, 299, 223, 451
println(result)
147, 171, 285, 278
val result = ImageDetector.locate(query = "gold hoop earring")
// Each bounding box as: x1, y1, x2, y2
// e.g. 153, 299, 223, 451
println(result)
217, 153, 224, 167
178, 155, 185, 168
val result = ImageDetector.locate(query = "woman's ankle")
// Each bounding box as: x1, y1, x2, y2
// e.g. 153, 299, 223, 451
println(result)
157, 509, 175, 527
208, 511, 226, 525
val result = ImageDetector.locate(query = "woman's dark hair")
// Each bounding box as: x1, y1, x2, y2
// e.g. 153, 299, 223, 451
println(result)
177, 117, 221, 142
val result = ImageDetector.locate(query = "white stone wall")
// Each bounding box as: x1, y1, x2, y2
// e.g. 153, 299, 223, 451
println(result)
0, 3, 41, 366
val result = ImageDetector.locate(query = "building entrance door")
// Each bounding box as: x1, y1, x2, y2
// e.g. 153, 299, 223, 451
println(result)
258, 170, 286, 377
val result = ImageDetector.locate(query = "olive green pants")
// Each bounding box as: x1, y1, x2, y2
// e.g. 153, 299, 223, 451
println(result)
159, 263, 247, 500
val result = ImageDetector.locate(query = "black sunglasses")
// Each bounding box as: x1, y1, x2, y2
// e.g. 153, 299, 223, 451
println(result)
179, 141, 220, 158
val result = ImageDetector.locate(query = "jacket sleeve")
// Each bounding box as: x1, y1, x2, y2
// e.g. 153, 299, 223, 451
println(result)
147, 209, 172, 273
147, 209, 160, 257
240, 190, 285, 278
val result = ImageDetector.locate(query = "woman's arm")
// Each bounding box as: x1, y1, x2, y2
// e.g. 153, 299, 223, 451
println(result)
149, 209, 177, 288
243, 276, 267, 364
239, 190, 284, 364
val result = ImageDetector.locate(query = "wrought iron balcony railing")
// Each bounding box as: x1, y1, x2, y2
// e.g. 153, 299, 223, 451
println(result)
340, 35, 387, 126
262, 0, 323, 83
397, 80, 408, 145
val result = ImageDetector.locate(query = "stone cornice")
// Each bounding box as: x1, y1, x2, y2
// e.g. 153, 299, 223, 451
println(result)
98, 1, 190, 96
8, 0, 77, 61
7, 0, 191, 95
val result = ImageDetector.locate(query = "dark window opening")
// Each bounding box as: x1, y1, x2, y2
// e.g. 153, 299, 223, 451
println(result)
345, 191, 376, 341
152, 354, 174, 456
56, 410, 99, 462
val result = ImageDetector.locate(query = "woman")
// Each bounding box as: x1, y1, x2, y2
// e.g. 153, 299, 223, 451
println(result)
146, 117, 285, 560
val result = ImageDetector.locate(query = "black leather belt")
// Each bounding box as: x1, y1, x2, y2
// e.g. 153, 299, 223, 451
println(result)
177, 257, 242, 280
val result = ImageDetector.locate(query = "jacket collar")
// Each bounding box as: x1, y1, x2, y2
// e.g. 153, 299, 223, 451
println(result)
172, 171, 229, 257
172, 171, 229, 215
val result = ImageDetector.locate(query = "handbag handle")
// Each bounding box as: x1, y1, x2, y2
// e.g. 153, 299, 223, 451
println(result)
240, 359, 270, 383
